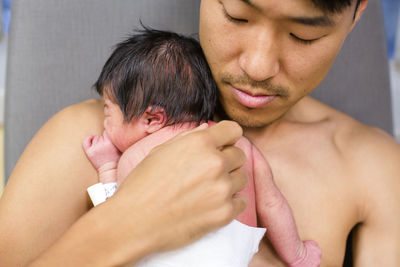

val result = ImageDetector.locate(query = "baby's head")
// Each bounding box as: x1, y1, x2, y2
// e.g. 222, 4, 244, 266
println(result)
95, 27, 217, 151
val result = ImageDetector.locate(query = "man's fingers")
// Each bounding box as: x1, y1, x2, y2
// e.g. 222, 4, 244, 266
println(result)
220, 145, 246, 172
229, 168, 248, 195
203, 120, 243, 148
160, 123, 209, 147
162, 121, 242, 150
180, 122, 209, 136
231, 194, 248, 219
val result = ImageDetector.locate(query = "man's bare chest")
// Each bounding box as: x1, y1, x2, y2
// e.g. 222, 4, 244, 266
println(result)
249, 138, 360, 266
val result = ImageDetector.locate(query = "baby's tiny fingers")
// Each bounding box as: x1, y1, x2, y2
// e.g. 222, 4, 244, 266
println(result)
82, 135, 95, 150
92, 135, 100, 145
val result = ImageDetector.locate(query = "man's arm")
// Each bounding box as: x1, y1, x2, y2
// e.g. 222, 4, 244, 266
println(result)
349, 129, 400, 266
0, 100, 249, 266
28, 120, 250, 266
0, 100, 104, 266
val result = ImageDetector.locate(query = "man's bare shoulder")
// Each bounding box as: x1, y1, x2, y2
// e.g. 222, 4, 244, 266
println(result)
306, 97, 400, 200
53, 98, 104, 127
314, 98, 400, 168
301, 97, 398, 156
16, 99, 104, 157
34, 99, 104, 140
306, 99, 400, 264
334, 109, 400, 213
12, 98, 105, 178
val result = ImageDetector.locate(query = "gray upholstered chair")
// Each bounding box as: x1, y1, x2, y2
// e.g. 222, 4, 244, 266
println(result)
4, 0, 202, 180
3, 0, 392, 265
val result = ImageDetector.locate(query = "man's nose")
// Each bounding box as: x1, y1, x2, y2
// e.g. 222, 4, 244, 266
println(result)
238, 31, 280, 82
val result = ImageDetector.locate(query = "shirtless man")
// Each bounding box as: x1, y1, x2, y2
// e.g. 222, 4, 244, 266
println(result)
199, 0, 400, 265
0, 0, 399, 266
82, 28, 320, 266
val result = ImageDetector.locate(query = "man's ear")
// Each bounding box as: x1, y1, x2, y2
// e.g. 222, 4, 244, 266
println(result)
348, 0, 368, 33
142, 106, 167, 134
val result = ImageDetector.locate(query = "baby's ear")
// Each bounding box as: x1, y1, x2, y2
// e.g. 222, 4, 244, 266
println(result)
143, 106, 167, 134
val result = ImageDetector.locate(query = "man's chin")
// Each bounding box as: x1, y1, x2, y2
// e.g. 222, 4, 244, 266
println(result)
214, 103, 283, 128
236, 119, 272, 128
222, 112, 272, 128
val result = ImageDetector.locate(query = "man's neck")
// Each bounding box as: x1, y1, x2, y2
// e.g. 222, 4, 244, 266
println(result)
243, 96, 327, 141
242, 96, 300, 130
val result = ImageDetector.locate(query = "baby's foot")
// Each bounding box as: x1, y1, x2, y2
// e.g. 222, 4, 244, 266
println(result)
288, 240, 322, 267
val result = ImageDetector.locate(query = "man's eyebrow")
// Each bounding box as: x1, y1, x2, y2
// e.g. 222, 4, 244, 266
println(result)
239, 0, 261, 11
286, 16, 336, 27
239, 0, 336, 27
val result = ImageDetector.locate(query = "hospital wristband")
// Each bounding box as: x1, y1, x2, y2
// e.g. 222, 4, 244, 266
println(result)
87, 182, 118, 206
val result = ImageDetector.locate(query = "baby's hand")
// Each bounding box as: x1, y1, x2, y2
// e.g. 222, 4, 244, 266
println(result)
82, 131, 121, 171
288, 240, 322, 267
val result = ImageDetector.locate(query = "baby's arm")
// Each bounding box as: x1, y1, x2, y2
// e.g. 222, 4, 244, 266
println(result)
82, 131, 121, 184
252, 146, 321, 267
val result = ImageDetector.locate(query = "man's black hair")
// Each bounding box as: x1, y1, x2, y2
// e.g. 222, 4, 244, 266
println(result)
311, 0, 361, 17
95, 27, 217, 126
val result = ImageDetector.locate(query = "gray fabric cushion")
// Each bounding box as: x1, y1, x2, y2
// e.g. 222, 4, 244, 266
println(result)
5, 0, 201, 180
311, 0, 393, 134
4, 0, 392, 183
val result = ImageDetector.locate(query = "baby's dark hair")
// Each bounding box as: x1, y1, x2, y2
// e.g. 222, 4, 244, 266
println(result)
94, 27, 217, 125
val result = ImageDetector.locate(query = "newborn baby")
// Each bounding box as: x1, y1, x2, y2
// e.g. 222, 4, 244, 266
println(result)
83, 28, 321, 267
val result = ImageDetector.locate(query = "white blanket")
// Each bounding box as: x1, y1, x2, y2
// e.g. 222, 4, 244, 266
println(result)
134, 220, 266, 267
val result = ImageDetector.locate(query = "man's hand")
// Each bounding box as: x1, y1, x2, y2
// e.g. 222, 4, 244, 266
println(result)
29, 121, 249, 267
99, 121, 249, 264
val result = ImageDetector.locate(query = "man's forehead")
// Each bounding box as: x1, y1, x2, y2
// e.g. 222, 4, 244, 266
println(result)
235, 0, 337, 27
238, 0, 324, 13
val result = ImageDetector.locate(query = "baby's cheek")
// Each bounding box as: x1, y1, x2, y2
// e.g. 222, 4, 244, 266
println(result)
103, 123, 124, 151
104, 120, 114, 139
103, 117, 110, 131
113, 135, 131, 153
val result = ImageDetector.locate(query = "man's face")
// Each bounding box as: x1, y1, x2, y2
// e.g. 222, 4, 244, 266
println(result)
199, 0, 360, 127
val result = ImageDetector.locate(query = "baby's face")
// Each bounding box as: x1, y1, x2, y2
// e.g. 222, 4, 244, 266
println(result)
103, 96, 148, 152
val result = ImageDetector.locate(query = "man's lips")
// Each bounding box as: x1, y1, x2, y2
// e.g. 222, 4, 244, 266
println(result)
230, 85, 277, 108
